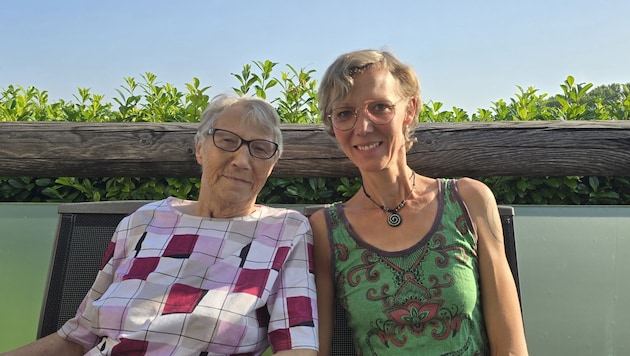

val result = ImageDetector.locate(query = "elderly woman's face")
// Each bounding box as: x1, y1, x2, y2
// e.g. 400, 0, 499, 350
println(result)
195, 103, 277, 209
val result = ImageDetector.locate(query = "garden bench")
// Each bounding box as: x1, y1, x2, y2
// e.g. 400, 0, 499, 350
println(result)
38, 200, 519, 355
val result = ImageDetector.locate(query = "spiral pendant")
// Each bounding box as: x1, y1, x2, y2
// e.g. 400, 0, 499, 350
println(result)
387, 213, 402, 227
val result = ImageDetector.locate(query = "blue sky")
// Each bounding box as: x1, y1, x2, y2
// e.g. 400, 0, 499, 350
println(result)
2, 0, 629, 114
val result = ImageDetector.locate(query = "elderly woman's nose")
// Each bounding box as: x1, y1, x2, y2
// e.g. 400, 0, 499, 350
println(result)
231, 145, 252, 164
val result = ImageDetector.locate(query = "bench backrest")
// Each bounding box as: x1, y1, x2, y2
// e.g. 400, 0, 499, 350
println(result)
38, 201, 520, 355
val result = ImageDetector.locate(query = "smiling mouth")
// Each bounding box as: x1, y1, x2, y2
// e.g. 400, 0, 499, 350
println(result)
356, 142, 380, 151
224, 175, 250, 184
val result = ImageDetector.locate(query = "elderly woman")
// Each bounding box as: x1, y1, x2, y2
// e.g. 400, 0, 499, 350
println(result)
3, 95, 318, 356
311, 50, 527, 355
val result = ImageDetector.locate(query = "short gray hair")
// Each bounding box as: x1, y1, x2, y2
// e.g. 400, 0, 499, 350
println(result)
195, 94, 283, 157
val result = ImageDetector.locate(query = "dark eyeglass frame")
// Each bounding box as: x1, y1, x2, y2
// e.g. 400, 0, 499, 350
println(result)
208, 128, 278, 160
327, 97, 406, 131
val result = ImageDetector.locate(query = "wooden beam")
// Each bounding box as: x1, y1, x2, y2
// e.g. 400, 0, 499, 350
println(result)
1, 121, 629, 177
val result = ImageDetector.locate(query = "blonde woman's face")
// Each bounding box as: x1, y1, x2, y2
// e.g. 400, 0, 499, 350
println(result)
332, 67, 412, 173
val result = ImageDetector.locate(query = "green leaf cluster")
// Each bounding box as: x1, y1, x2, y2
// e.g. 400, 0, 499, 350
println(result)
2, 65, 629, 204
420, 77, 630, 122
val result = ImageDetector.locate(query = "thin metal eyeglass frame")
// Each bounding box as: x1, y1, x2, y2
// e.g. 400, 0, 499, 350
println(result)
327, 98, 406, 131
208, 128, 278, 160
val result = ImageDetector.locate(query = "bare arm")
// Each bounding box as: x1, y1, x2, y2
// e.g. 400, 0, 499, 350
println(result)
309, 209, 335, 356
0, 333, 86, 356
458, 178, 528, 355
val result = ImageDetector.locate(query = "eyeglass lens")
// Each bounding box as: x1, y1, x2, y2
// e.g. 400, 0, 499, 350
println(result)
331, 100, 400, 130
211, 129, 277, 159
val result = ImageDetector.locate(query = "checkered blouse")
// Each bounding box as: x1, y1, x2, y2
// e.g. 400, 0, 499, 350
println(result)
59, 197, 318, 355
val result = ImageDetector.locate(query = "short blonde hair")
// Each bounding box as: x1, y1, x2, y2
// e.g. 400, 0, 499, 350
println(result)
318, 49, 422, 150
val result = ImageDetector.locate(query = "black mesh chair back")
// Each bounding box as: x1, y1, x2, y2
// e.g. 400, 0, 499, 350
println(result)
499, 205, 521, 302
37, 201, 151, 338
39, 202, 520, 356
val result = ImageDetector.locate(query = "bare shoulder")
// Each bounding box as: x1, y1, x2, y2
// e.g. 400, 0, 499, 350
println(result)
307, 207, 329, 242
308, 206, 333, 277
456, 178, 505, 244
456, 177, 494, 200
455, 177, 497, 211
307, 206, 326, 227
456, 177, 499, 218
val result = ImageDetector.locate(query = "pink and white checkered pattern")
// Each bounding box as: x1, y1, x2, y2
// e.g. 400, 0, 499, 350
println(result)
59, 197, 318, 355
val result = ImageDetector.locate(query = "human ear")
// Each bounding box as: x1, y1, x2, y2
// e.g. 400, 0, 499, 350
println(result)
195, 143, 203, 165
403, 97, 418, 125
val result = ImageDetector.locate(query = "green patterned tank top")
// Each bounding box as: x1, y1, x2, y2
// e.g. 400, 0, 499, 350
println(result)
325, 178, 488, 355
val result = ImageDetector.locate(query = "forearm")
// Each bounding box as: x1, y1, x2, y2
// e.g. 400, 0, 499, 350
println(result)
0, 333, 85, 356
491, 343, 529, 356
483, 271, 528, 355
488, 325, 528, 356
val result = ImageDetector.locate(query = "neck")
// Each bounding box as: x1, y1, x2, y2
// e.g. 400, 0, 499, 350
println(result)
192, 200, 256, 218
362, 171, 415, 211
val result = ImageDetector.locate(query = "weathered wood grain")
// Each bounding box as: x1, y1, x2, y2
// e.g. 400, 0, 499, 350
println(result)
1, 121, 629, 177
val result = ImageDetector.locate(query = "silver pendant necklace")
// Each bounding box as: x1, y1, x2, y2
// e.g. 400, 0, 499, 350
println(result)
361, 172, 415, 227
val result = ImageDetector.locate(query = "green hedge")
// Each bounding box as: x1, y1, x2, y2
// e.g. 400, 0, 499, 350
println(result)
2, 61, 629, 204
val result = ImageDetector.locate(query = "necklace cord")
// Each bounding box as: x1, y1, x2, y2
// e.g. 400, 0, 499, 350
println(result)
362, 172, 416, 214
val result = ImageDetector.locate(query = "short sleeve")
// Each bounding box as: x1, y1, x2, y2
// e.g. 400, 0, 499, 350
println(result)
266, 212, 319, 353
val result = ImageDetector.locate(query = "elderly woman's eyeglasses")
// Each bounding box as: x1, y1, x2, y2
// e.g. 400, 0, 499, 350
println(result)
208, 128, 278, 160
327, 98, 406, 131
